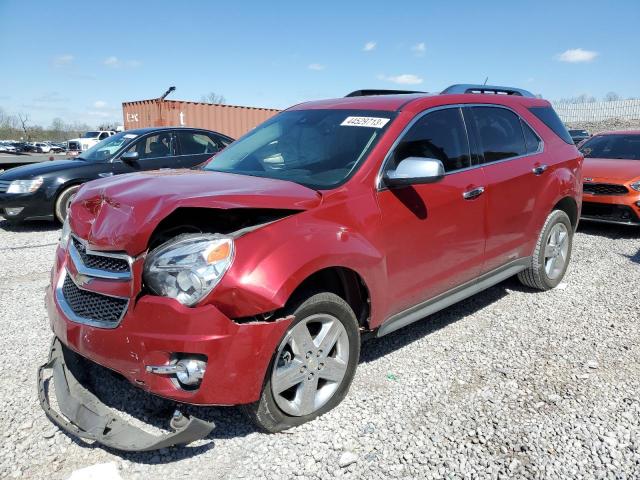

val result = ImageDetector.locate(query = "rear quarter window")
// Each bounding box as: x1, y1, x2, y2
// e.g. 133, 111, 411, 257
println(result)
528, 106, 573, 145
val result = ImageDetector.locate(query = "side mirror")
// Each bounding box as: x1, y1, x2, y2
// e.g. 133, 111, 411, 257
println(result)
383, 157, 445, 188
120, 151, 139, 165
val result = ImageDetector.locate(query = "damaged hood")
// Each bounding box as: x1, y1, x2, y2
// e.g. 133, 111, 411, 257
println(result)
69, 169, 322, 255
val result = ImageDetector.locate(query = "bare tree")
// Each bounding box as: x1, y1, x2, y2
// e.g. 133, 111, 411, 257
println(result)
97, 121, 119, 131
604, 92, 620, 102
17, 113, 31, 140
200, 92, 226, 104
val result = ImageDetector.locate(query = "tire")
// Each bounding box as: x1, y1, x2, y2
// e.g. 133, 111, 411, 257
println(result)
54, 185, 80, 224
244, 292, 360, 432
518, 209, 573, 290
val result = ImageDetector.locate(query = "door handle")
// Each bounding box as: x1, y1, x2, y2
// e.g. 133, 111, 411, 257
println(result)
463, 186, 485, 200
532, 164, 548, 175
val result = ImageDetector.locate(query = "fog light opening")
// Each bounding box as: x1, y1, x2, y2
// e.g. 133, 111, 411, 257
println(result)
4, 207, 24, 216
175, 358, 207, 387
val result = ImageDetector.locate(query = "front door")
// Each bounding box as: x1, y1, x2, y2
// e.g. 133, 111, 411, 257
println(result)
113, 132, 177, 174
376, 107, 487, 316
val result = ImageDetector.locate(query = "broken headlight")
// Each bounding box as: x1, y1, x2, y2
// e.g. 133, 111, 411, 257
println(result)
143, 234, 234, 307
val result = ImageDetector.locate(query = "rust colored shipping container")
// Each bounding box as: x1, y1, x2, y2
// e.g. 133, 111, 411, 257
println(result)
122, 99, 280, 139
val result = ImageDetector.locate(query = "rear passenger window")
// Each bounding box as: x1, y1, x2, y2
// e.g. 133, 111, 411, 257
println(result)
528, 106, 573, 144
177, 132, 220, 155
391, 108, 471, 173
469, 107, 526, 163
522, 121, 542, 153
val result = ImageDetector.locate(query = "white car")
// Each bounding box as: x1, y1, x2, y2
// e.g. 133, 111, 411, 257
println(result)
0, 142, 17, 153
34, 142, 52, 153
67, 131, 116, 154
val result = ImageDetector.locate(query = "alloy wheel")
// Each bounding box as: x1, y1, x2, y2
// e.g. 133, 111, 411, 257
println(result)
271, 313, 350, 416
544, 222, 569, 280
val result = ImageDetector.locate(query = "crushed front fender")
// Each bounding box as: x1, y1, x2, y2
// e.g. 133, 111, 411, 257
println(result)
37, 338, 215, 452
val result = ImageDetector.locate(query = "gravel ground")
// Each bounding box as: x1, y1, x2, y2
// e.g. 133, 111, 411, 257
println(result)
566, 118, 640, 134
0, 218, 638, 480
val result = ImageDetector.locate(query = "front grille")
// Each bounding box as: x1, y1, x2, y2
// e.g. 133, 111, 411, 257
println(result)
68, 141, 80, 151
0, 180, 10, 193
582, 202, 639, 223
72, 237, 130, 273
62, 275, 128, 325
583, 183, 629, 196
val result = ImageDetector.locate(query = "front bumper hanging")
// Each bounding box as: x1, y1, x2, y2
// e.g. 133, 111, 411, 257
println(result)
37, 338, 215, 452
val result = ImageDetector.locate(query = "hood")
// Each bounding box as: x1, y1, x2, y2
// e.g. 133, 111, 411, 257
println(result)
69, 169, 322, 255
582, 158, 640, 181
0, 159, 86, 180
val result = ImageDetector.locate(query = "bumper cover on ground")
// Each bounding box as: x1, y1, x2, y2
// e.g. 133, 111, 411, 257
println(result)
38, 338, 215, 452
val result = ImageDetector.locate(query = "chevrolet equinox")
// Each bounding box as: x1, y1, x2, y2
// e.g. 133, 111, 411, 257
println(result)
39, 84, 583, 451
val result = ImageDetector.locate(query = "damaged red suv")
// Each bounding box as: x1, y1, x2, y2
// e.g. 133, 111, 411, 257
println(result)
39, 85, 582, 451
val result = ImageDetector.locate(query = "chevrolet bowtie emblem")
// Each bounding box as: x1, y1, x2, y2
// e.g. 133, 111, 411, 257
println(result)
72, 272, 93, 288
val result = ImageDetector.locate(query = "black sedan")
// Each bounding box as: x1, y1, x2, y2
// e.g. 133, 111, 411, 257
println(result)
0, 127, 233, 224
568, 129, 591, 145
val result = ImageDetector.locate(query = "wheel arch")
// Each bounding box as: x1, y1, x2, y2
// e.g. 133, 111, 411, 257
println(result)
279, 266, 372, 331
552, 196, 579, 230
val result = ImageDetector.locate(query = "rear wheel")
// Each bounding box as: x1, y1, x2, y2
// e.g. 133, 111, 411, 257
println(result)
244, 292, 360, 432
54, 185, 80, 224
518, 210, 573, 290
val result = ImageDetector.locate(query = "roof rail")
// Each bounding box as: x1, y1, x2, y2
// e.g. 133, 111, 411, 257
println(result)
345, 89, 426, 97
441, 84, 535, 98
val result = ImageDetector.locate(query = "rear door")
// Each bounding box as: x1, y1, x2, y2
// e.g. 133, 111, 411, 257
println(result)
464, 105, 545, 273
376, 107, 487, 314
174, 130, 225, 168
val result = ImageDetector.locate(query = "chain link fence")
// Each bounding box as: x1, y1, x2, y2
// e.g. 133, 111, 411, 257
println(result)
551, 99, 640, 123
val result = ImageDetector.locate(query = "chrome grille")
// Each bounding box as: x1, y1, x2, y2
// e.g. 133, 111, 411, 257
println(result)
67, 141, 80, 151
71, 237, 130, 274
583, 183, 629, 196
0, 181, 10, 193
60, 274, 128, 326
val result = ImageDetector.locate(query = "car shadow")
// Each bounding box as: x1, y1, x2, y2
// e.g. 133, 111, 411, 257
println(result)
577, 221, 639, 240
50, 278, 517, 462
360, 279, 512, 363
0, 218, 58, 232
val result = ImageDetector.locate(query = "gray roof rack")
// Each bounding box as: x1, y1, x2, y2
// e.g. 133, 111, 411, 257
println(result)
345, 89, 425, 97
441, 84, 535, 98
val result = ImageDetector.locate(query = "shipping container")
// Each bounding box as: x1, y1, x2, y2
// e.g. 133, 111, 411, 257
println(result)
122, 99, 280, 139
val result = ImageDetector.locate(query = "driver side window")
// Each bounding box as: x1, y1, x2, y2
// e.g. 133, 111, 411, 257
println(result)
126, 133, 174, 160
390, 108, 471, 173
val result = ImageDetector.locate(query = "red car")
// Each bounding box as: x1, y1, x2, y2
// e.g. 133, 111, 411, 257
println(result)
579, 131, 640, 225
39, 84, 582, 451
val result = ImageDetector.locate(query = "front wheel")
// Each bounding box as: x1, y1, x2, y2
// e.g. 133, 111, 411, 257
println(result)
54, 185, 80, 224
518, 209, 573, 290
244, 292, 360, 432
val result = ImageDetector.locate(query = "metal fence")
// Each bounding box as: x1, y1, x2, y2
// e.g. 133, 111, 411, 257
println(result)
551, 99, 640, 122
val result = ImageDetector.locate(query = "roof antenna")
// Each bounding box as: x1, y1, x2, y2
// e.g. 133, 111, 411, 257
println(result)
160, 86, 176, 101
483, 77, 489, 85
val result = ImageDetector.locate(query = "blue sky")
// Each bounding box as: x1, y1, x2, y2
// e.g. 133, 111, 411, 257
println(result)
0, 0, 638, 127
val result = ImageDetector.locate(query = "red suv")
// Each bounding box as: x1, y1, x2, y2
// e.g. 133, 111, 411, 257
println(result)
39, 85, 582, 451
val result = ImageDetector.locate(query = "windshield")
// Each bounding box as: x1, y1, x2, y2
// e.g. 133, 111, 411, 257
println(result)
579, 134, 640, 160
569, 130, 588, 136
83, 131, 101, 138
77, 132, 138, 162
203, 109, 395, 189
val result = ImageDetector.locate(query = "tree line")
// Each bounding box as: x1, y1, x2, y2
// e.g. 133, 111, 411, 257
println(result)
0, 108, 119, 142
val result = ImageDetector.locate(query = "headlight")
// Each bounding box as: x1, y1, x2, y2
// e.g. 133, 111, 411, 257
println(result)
630, 181, 640, 192
143, 234, 234, 306
7, 178, 43, 194
59, 216, 71, 249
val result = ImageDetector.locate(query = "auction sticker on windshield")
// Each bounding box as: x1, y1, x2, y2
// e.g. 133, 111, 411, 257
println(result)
341, 116, 390, 128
